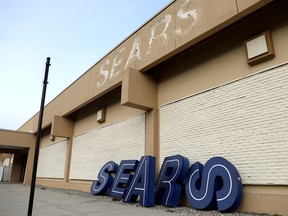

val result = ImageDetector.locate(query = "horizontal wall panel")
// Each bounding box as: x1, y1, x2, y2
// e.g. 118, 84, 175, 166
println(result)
160, 63, 288, 185
37, 140, 67, 179
70, 114, 145, 180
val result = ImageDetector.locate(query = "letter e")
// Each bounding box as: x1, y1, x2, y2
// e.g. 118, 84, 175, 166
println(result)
109, 160, 139, 198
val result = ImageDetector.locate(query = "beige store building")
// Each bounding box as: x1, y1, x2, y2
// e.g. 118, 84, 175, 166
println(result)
1, 0, 288, 215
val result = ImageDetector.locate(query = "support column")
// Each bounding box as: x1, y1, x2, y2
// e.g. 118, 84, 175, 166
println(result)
64, 138, 73, 183
145, 108, 160, 172
24, 145, 35, 185
121, 68, 159, 170
50, 115, 74, 183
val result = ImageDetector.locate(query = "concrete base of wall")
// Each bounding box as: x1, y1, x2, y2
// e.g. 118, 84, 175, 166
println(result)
35, 178, 288, 215
36, 178, 92, 192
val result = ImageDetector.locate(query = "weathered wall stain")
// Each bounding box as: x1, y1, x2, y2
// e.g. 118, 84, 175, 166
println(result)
149, 14, 172, 49
176, 0, 198, 35
124, 37, 141, 70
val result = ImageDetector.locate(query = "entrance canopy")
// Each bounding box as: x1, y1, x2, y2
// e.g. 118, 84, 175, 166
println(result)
0, 129, 35, 184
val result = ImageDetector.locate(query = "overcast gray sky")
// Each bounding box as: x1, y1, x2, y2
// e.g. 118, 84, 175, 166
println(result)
0, 0, 171, 130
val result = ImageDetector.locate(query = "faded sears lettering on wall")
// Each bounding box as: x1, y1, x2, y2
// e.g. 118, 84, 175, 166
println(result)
93, 0, 239, 91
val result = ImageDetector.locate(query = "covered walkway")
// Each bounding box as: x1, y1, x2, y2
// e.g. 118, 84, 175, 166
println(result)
0, 129, 35, 184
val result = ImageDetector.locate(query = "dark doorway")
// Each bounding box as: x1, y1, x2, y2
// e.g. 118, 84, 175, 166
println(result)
20, 151, 28, 182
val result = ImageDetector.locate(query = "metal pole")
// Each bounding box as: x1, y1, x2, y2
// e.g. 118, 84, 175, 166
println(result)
27, 57, 51, 216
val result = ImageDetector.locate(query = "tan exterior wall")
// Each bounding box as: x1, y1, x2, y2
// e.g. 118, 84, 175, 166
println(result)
157, 19, 288, 106
73, 87, 143, 137
34, 87, 146, 182
154, 3, 288, 214
18, 0, 272, 134
10, 1, 288, 215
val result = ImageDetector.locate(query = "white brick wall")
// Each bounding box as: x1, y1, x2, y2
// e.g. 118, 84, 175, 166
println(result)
160, 63, 288, 185
70, 114, 145, 180
37, 140, 67, 179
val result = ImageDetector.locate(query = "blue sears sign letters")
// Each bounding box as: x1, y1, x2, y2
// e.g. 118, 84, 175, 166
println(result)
91, 155, 243, 212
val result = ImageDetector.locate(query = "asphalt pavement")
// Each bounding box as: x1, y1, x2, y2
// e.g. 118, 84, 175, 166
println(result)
0, 183, 177, 216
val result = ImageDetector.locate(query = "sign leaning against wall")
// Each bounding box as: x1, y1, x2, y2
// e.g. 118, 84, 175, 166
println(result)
90, 155, 243, 213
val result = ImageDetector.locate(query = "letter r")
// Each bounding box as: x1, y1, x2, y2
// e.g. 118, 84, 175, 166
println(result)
155, 155, 189, 207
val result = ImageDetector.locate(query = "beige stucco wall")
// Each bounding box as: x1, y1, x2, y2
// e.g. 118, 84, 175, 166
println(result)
35, 87, 145, 182
18, 0, 272, 134
157, 19, 288, 106
73, 87, 143, 137
12, 1, 288, 215
154, 4, 288, 215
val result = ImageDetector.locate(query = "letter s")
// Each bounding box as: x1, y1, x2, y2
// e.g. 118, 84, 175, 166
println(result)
185, 157, 243, 212
91, 161, 118, 195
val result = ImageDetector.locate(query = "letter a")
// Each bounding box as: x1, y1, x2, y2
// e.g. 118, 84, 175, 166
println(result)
123, 156, 156, 207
